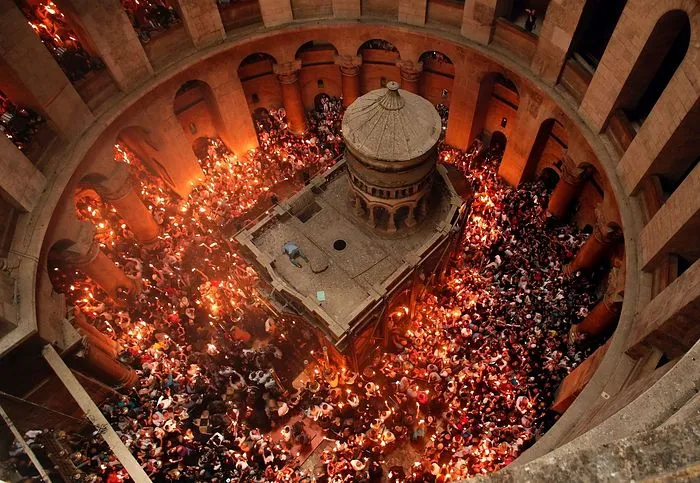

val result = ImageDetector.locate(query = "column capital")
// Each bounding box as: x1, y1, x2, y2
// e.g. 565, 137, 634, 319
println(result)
603, 265, 625, 308
560, 155, 592, 185
335, 54, 363, 76
60, 238, 101, 267
274, 60, 303, 84
593, 208, 622, 244
396, 60, 423, 82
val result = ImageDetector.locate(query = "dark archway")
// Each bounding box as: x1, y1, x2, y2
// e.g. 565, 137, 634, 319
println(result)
523, 118, 569, 182
116, 126, 177, 191
418, 51, 455, 105
490, 131, 507, 156
615, 10, 691, 127
539, 166, 560, 190
237, 53, 281, 114
357, 40, 401, 92
569, 0, 628, 70
173, 79, 226, 147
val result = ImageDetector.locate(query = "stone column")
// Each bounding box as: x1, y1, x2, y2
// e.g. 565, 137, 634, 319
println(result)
336, 55, 362, 108
136, 93, 203, 198
444, 68, 483, 150
460, 0, 510, 45
0, 135, 46, 212
258, 0, 293, 27
173, 0, 225, 48
498, 92, 546, 186
204, 62, 259, 154
551, 341, 610, 413
73, 309, 121, 358
575, 290, 623, 337
78, 339, 138, 388
388, 210, 397, 234
60, 0, 153, 90
530, 0, 587, 85
368, 205, 376, 227
546, 158, 591, 220
62, 241, 138, 303
406, 206, 417, 228
96, 174, 160, 245
398, 0, 427, 26
274, 60, 306, 135
332, 0, 360, 17
0, 1, 93, 139
565, 213, 621, 275
397, 60, 423, 95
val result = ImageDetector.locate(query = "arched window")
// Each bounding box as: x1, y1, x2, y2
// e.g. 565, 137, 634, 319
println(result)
616, 10, 691, 128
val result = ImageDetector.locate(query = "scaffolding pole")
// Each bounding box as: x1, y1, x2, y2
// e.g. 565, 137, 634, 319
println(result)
0, 403, 51, 483
42, 345, 152, 483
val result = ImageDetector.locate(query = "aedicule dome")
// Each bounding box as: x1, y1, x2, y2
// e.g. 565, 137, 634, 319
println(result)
341, 81, 442, 163
342, 81, 443, 233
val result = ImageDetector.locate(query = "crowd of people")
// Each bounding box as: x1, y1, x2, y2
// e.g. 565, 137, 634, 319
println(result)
13, 95, 605, 481
19, 0, 104, 81
120, 0, 181, 43
0, 89, 45, 152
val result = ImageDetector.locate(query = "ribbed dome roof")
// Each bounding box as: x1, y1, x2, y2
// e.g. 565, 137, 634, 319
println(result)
342, 81, 442, 162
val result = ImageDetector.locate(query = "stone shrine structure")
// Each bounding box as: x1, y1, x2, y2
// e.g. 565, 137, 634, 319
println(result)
237, 83, 470, 368
343, 81, 442, 233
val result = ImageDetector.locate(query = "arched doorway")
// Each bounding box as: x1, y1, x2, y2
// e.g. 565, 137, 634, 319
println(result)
490, 131, 507, 156
295, 41, 340, 109
173, 79, 226, 147
418, 51, 455, 106
357, 39, 400, 92
237, 53, 281, 114
569, 0, 628, 70
523, 118, 568, 182
538, 166, 560, 190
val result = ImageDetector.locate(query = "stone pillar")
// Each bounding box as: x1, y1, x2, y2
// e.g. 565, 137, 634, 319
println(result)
398, 0, 427, 26
336, 55, 362, 108
0, 1, 93, 139
397, 60, 423, 95
368, 205, 376, 227
461, 0, 510, 45
530, 0, 587, 85
406, 206, 417, 228
137, 94, 203, 198
388, 210, 397, 234
95, 170, 160, 245
546, 158, 590, 220
78, 339, 138, 388
565, 214, 621, 275
444, 68, 483, 150
258, 0, 293, 26
62, 241, 138, 303
173, 0, 225, 48
575, 290, 623, 337
0, 135, 46, 212
73, 308, 121, 358
551, 341, 610, 413
498, 92, 545, 186
204, 63, 259, 154
332, 0, 360, 17
274, 61, 306, 135
60, 0, 153, 91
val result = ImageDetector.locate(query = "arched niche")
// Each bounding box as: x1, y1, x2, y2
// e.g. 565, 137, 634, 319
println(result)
418, 51, 454, 106
357, 39, 400, 93
294, 41, 341, 110
237, 53, 282, 115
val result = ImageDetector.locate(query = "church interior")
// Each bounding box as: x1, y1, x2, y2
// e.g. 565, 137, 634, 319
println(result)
0, 0, 698, 481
